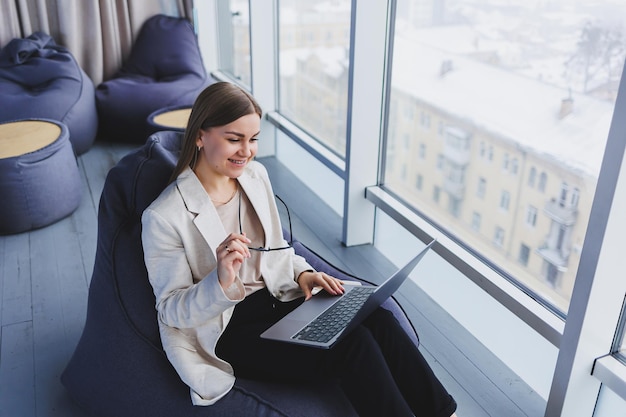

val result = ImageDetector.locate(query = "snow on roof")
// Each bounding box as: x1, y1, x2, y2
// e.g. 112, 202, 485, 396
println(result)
392, 35, 614, 177
281, 46, 348, 78
280, 2, 351, 25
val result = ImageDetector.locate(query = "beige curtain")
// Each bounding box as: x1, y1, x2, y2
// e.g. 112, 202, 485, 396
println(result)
0, 0, 194, 84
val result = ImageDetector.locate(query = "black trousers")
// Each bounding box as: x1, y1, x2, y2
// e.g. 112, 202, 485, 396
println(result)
216, 288, 457, 417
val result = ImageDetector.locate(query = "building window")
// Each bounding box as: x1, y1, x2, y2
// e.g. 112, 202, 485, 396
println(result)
472, 212, 481, 231
433, 186, 441, 203
511, 158, 519, 175
437, 154, 445, 171
559, 182, 569, 207
404, 105, 415, 120
528, 167, 537, 187
526, 205, 538, 227
538, 172, 548, 192
500, 190, 510, 211
519, 244, 531, 266
494, 227, 505, 247
448, 197, 462, 218
543, 261, 560, 288
477, 177, 486, 199
416, 174, 423, 190
420, 111, 431, 129
503, 153, 510, 172
418, 143, 426, 159
571, 187, 580, 208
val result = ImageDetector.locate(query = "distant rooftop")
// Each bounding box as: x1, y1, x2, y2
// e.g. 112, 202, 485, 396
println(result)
281, 47, 349, 79
392, 27, 615, 178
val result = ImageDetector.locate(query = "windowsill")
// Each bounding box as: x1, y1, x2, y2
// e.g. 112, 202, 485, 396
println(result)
594, 355, 626, 401
365, 185, 565, 347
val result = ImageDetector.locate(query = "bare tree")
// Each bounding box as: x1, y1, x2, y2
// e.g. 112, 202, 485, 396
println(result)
564, 21, 625, 96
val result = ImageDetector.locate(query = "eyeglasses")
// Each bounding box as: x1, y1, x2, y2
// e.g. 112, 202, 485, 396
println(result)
238, 192, 293, 252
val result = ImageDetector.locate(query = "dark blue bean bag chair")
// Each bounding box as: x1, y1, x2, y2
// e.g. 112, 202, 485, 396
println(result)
61, 130, 420, 416
0, 32, 98, 155
0, 119, 82, 234
96, 14, 212, 144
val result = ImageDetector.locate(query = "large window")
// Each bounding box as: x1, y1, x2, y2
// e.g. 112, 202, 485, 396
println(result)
202, 0, 626, 411
277, 0, 351, 157
383, 0, 626, 315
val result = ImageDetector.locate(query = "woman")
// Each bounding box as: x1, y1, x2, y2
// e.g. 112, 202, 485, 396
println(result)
142, 82, 458, 417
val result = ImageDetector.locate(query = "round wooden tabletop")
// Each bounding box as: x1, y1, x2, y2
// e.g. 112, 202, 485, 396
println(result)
0, 120, 62, 159
152, 108, 192, 130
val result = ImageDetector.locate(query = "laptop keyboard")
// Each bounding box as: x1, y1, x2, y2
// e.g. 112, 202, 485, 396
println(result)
293, 286, 375, 343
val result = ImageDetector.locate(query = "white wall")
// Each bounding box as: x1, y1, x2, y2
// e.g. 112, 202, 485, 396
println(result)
593, 385, 626, 417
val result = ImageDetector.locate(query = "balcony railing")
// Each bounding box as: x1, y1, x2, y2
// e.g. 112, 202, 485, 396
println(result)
544, 198, 577, 226
443, 177, 465, 199
536, 244, 569, 269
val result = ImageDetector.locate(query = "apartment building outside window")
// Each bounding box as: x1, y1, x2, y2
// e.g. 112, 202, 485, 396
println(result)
383, 0, 624, 315
220, 0, 251, 87
277, 0, 351, 157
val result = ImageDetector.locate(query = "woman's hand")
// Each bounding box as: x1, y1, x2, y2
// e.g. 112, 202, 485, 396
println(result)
216, 233, 251, 290
297, 271, 345, 301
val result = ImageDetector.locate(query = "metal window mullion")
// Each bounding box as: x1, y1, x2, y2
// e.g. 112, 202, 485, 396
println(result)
545, 60, 626, 417
194, 1, 220, 75
342, 0, 391, 246
248, 0, 278, 157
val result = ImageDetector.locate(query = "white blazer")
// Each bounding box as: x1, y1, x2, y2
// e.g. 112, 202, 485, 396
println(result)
141, 161, 311, 405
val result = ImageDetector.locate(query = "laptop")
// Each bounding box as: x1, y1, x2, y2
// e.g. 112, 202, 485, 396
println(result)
260, 240, 435, 349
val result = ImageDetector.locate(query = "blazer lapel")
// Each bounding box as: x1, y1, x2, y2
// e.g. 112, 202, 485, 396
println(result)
176, 168, 226, 256
238, 169, 272, 246
176, 166, 273, 253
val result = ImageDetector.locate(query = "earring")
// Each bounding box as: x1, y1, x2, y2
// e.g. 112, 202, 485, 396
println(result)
191, 145, 200, 168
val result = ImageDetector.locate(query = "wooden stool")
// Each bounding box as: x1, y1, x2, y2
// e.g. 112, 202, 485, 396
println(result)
0, 119, 81, 234
147, 105, 192, 133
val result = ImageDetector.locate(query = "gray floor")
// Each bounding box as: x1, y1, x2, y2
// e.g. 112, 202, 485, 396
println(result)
0, 141, 546, 416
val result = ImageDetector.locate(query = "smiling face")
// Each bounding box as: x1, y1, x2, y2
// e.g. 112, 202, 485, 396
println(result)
195, 113, 261, 180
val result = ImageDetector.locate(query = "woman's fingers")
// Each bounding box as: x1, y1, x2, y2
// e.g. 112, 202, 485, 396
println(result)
322, 273, 345, 295
216, 234, 251, 289
219, 233, 251, 259
299, 271, 344, 300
